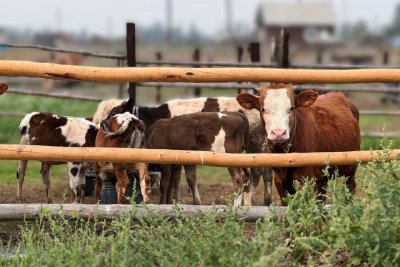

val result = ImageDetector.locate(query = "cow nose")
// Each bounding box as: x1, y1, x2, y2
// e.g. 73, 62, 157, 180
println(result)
270, 129, 287, 139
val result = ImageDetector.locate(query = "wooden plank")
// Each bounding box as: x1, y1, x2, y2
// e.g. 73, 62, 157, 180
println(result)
3, 61, 400, 83
0, 145, 398, 167
0, 204, 287, 222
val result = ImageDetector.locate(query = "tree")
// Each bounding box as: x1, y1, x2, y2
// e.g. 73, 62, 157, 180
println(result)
386, 3, 400, 37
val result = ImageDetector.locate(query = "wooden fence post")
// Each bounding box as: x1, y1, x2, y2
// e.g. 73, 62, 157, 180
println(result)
126, 22, 136, 103
237, 46, 244, 94
272, 29, 290, 69
248, 42, 260, 63
193, 48, 201, 97
117, 58, 124, 98
155, 52, 162, 103
280, 28, 290, 68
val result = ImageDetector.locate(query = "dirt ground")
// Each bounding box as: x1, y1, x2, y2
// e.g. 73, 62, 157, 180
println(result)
0, 177, 280, 205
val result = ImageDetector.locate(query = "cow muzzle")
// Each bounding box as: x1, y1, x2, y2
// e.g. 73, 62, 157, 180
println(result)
267, 128, 289, 142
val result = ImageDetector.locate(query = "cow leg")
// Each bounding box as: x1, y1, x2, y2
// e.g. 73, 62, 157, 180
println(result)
183, 165, 201, 205
95, 175, 103, 204
171, 165, 182, 203
77, 165, 86, 203
228, 167, 251, 206
93, 163, 103, 203
137, 163, 151, 203
16, 160, 28, 203
274, 168, 293, 206
159, 165, 171, 204
114, 165, 130, 204
40, 163, 53, 204
67, 162, 83, 203
262, 168, 273, 205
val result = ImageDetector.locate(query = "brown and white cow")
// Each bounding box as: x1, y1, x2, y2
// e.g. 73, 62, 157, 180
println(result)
94, 97, 273, 205
94, 110, 151, 204
17, 112, 97, 203
236, 84, 360, 204
0, 83, 8, 95
146, 111, 251, 206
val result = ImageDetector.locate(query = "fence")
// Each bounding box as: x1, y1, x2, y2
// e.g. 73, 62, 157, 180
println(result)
2, 61, 400, 83
0, 203, 288, 222
0, 58, 400, 218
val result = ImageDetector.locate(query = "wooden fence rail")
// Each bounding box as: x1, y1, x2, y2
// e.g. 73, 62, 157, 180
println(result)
0, 204, 287, 222
0, 145, 398, 167
2, 42, 400, 70
137, 82, 400, 94
6, 88, 103, 101
2, 61, 400, 83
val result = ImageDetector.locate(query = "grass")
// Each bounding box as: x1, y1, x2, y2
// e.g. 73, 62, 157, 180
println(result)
1, 155, 400, 266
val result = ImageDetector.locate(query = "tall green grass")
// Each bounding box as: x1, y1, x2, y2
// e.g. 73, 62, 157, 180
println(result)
2, 152, 400, 266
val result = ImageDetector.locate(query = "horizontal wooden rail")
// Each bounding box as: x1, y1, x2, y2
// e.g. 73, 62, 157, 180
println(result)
3, 42, 400, 70
0, 145, 398, 167
2, 61, 400, 83
361, 131, 400, 138
138, 82, 400, 93
359, 111, 400, 116
0, 204, 287, 222
7, 88, 103, 101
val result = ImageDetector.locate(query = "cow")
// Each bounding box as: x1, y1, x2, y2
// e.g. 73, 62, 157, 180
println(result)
0, 83, 8, 95
236, 84, 360, 204
17, 112, 97, 203
94, 110, 150, 204
146, 111, 251, 206
94, 97, 273, 205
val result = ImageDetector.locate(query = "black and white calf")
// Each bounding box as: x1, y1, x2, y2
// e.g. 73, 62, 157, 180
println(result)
17, 112, 97, 203
146, 111, 251, 206
94, 97, 273, 205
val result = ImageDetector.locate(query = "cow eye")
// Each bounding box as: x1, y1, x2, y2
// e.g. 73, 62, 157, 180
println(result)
260, 108, 265, 112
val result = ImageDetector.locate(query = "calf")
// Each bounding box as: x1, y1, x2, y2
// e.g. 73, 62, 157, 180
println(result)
236, 84, 360, 204
95, 97, 272, 205
17, 112, 97, 203
94, 111, 151, 204
146, 111, 251, 206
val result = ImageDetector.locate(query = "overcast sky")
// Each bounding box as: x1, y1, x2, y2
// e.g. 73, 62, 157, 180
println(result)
1, 0, 399, 36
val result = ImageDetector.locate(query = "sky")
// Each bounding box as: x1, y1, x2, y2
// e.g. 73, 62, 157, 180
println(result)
1, 0, 399, 37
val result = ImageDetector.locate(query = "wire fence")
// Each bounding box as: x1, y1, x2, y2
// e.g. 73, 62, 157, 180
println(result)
2, 42, 400, 69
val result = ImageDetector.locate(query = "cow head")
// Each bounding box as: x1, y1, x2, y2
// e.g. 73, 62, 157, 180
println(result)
236, 84, 318, 144
101, 112, 146, 148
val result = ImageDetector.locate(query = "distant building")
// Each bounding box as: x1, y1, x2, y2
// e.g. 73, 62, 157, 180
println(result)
256, 1, 336, 47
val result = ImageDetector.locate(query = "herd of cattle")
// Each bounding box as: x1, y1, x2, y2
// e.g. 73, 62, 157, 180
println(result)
15, 83, 361, 206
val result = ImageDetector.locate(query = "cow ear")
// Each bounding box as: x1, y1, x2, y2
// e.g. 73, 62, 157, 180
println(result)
295, 90, 318, 108
137, 120, 146, 132
125, 98, 135, 112
236, 93, 260, 110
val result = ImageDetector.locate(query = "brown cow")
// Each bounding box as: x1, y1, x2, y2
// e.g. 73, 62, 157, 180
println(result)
0, 83, 8, 95
94, 97, 273, 205
146, 111, 251, 206
236, 84, 360, 204
94, 110, 151, 204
